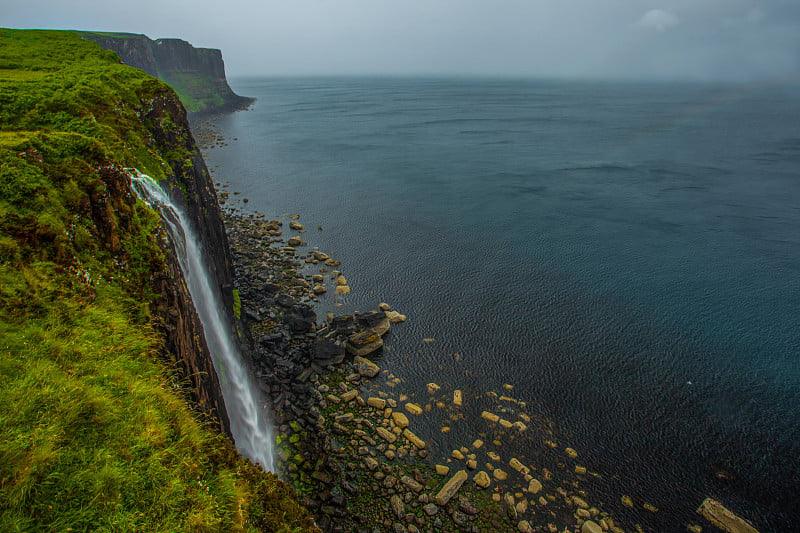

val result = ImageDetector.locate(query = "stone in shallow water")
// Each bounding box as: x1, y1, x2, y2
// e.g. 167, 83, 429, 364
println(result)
435, 464, 450, 476
581, 521, 603, 533
348, 335, 383, 358
697, 498, 760, 533
405, 403, 423, 415
473, 471, 491, 489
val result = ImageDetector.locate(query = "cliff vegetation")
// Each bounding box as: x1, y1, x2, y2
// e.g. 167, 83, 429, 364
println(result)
0, 28, 313, 532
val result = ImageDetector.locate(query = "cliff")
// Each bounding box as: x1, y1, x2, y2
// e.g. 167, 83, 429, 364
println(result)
0, 28, 314, 531
82, 32, 254, 117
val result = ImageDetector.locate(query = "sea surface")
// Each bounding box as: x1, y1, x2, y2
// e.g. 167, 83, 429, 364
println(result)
202, 78, 800, 532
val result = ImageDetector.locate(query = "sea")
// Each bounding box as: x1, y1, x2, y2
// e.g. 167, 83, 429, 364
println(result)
201, 77, 800, 532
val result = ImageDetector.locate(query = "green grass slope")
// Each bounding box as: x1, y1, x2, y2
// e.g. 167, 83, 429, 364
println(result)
0, 28, 314, 532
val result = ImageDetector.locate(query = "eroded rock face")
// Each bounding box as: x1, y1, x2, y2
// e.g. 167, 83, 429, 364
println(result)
84, 33, 253, 118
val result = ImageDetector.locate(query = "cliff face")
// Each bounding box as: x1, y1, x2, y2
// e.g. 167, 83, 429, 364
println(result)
0, 29, 315, 531
83, 32, 253, 117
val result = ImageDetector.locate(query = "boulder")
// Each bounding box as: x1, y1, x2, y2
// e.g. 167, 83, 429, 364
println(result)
287, 236, 302, 246
348, 334, 383, 358
434, 470, 468, 505
697, 498, 760, 533
357, 311, 391, 336
289, 221, 304, 230
284, 314, 314, 334
379, 302, 391, 311
275, 294, 296, 308
385, 310, 407, 323
352, 354, 381, 376
473, 471, 491, 489
392, 412, 409, 429
312, 284, 327, 294
311, 339, 344, 364
581, 521, 603, 533
331, 315, 357, 334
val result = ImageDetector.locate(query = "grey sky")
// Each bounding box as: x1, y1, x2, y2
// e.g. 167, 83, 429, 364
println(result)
3, 0, 799, 81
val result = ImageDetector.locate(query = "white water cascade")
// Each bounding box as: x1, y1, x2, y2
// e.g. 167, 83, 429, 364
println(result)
130, 170, 275, 471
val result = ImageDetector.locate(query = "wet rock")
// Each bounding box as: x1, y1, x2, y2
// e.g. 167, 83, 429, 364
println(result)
527, 479, 542, 494
289, 221, 304, 230
392, 412, 409, 429
357, 311, 391, 336
402, 429, 425, 449
379, 302, 391, 311
287, 236, 303, 246
481, 411, 500, 423
435, 465, 450, 476
377, 427, 397, 443
367, 397, 387, 409
311, 339, 345, 364
473, 471, 491, 489
285, 314, 314, 334
426, 383, 440, 394
385, 311, 407, 323
275, 294, 296, 308
331, 315, 357, 335
697, 498, 759, 533
435, 470, 468, 505
423, 503, 438, 516
405, 403, 423, 416
347, 333, 383, 358
493, 469, 507, 481
453, 390, 463, 407
390, 495, 405, 519
518, 521, 533, 533
400, 476, 423, 493
581, 521, 603, 533
313, 284, 327, 294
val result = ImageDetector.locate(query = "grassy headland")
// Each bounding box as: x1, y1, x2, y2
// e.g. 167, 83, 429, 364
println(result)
0, 28, 314, 532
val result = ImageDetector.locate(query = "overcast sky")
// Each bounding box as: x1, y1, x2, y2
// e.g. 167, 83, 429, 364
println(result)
3, 0, 799, 81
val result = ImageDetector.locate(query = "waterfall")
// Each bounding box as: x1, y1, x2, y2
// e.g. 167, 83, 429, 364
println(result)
130, 170, 275, 471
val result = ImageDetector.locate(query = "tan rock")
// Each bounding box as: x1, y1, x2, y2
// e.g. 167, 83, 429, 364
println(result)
466, 459, 477, 470
340, 390, 359, 402
581, 521, 603, 533
499, 418, 513, 429
488, 451, 501, 461
575, 465, 587, 475
385, 310, 407, 323
435, 464, 450, 476
426, 383, 441, 394
367, 397, 386, 409
472, 439, 484, 449
379, 302, 391, 311
572, 496, 589, 509
453, 390, 463, 407
527, 479, 543, 494
405, 403, 423, 415
352, 354, 381, 376
509, 458, 530, 475
391, 412, 409, 429
473, 471, 491, 489
289, 221, 304, 230
402, 428, 426, 449
452, 450, 465, 460
434, 470, 468, 505
697, 498, 759, 533
493, 469, 508, 481
335, 284, 351, 294
518, 521, 533, 533
377, 427, 397, 443
312, 284, 327, 294
335, 275, 348, 286
481, 411, 500, 423
621, 495, 634, 508
565, 447, 579, 458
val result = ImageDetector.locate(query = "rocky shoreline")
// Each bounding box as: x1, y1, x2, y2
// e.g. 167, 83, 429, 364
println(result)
199, 123, 753, 533
208, 172, 632, 533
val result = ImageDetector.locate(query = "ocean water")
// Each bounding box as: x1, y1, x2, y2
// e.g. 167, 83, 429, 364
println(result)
203, 78, 800, 531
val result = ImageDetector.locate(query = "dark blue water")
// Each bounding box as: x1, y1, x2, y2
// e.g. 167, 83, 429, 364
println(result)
204, 78, 800, 531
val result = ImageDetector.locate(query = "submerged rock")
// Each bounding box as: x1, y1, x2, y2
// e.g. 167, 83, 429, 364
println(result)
347, 334, 383, 358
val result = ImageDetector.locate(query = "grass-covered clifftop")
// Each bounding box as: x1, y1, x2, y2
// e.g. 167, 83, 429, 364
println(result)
0, 28, 314, 532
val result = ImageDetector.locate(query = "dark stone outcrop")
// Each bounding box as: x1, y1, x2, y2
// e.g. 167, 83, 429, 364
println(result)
82, 32, 253, 118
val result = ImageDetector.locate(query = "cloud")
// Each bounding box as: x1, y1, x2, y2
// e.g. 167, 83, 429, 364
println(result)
635, 9, 680, 32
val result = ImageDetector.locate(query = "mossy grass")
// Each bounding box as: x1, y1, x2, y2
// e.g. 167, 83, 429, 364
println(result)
0, 29, 315, 531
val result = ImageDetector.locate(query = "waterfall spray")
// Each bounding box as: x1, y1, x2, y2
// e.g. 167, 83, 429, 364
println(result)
130, 170, 275, 471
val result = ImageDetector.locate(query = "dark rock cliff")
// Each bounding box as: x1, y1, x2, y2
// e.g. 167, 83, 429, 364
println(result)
83, 32, 253, 117
140, 91, 239, 435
